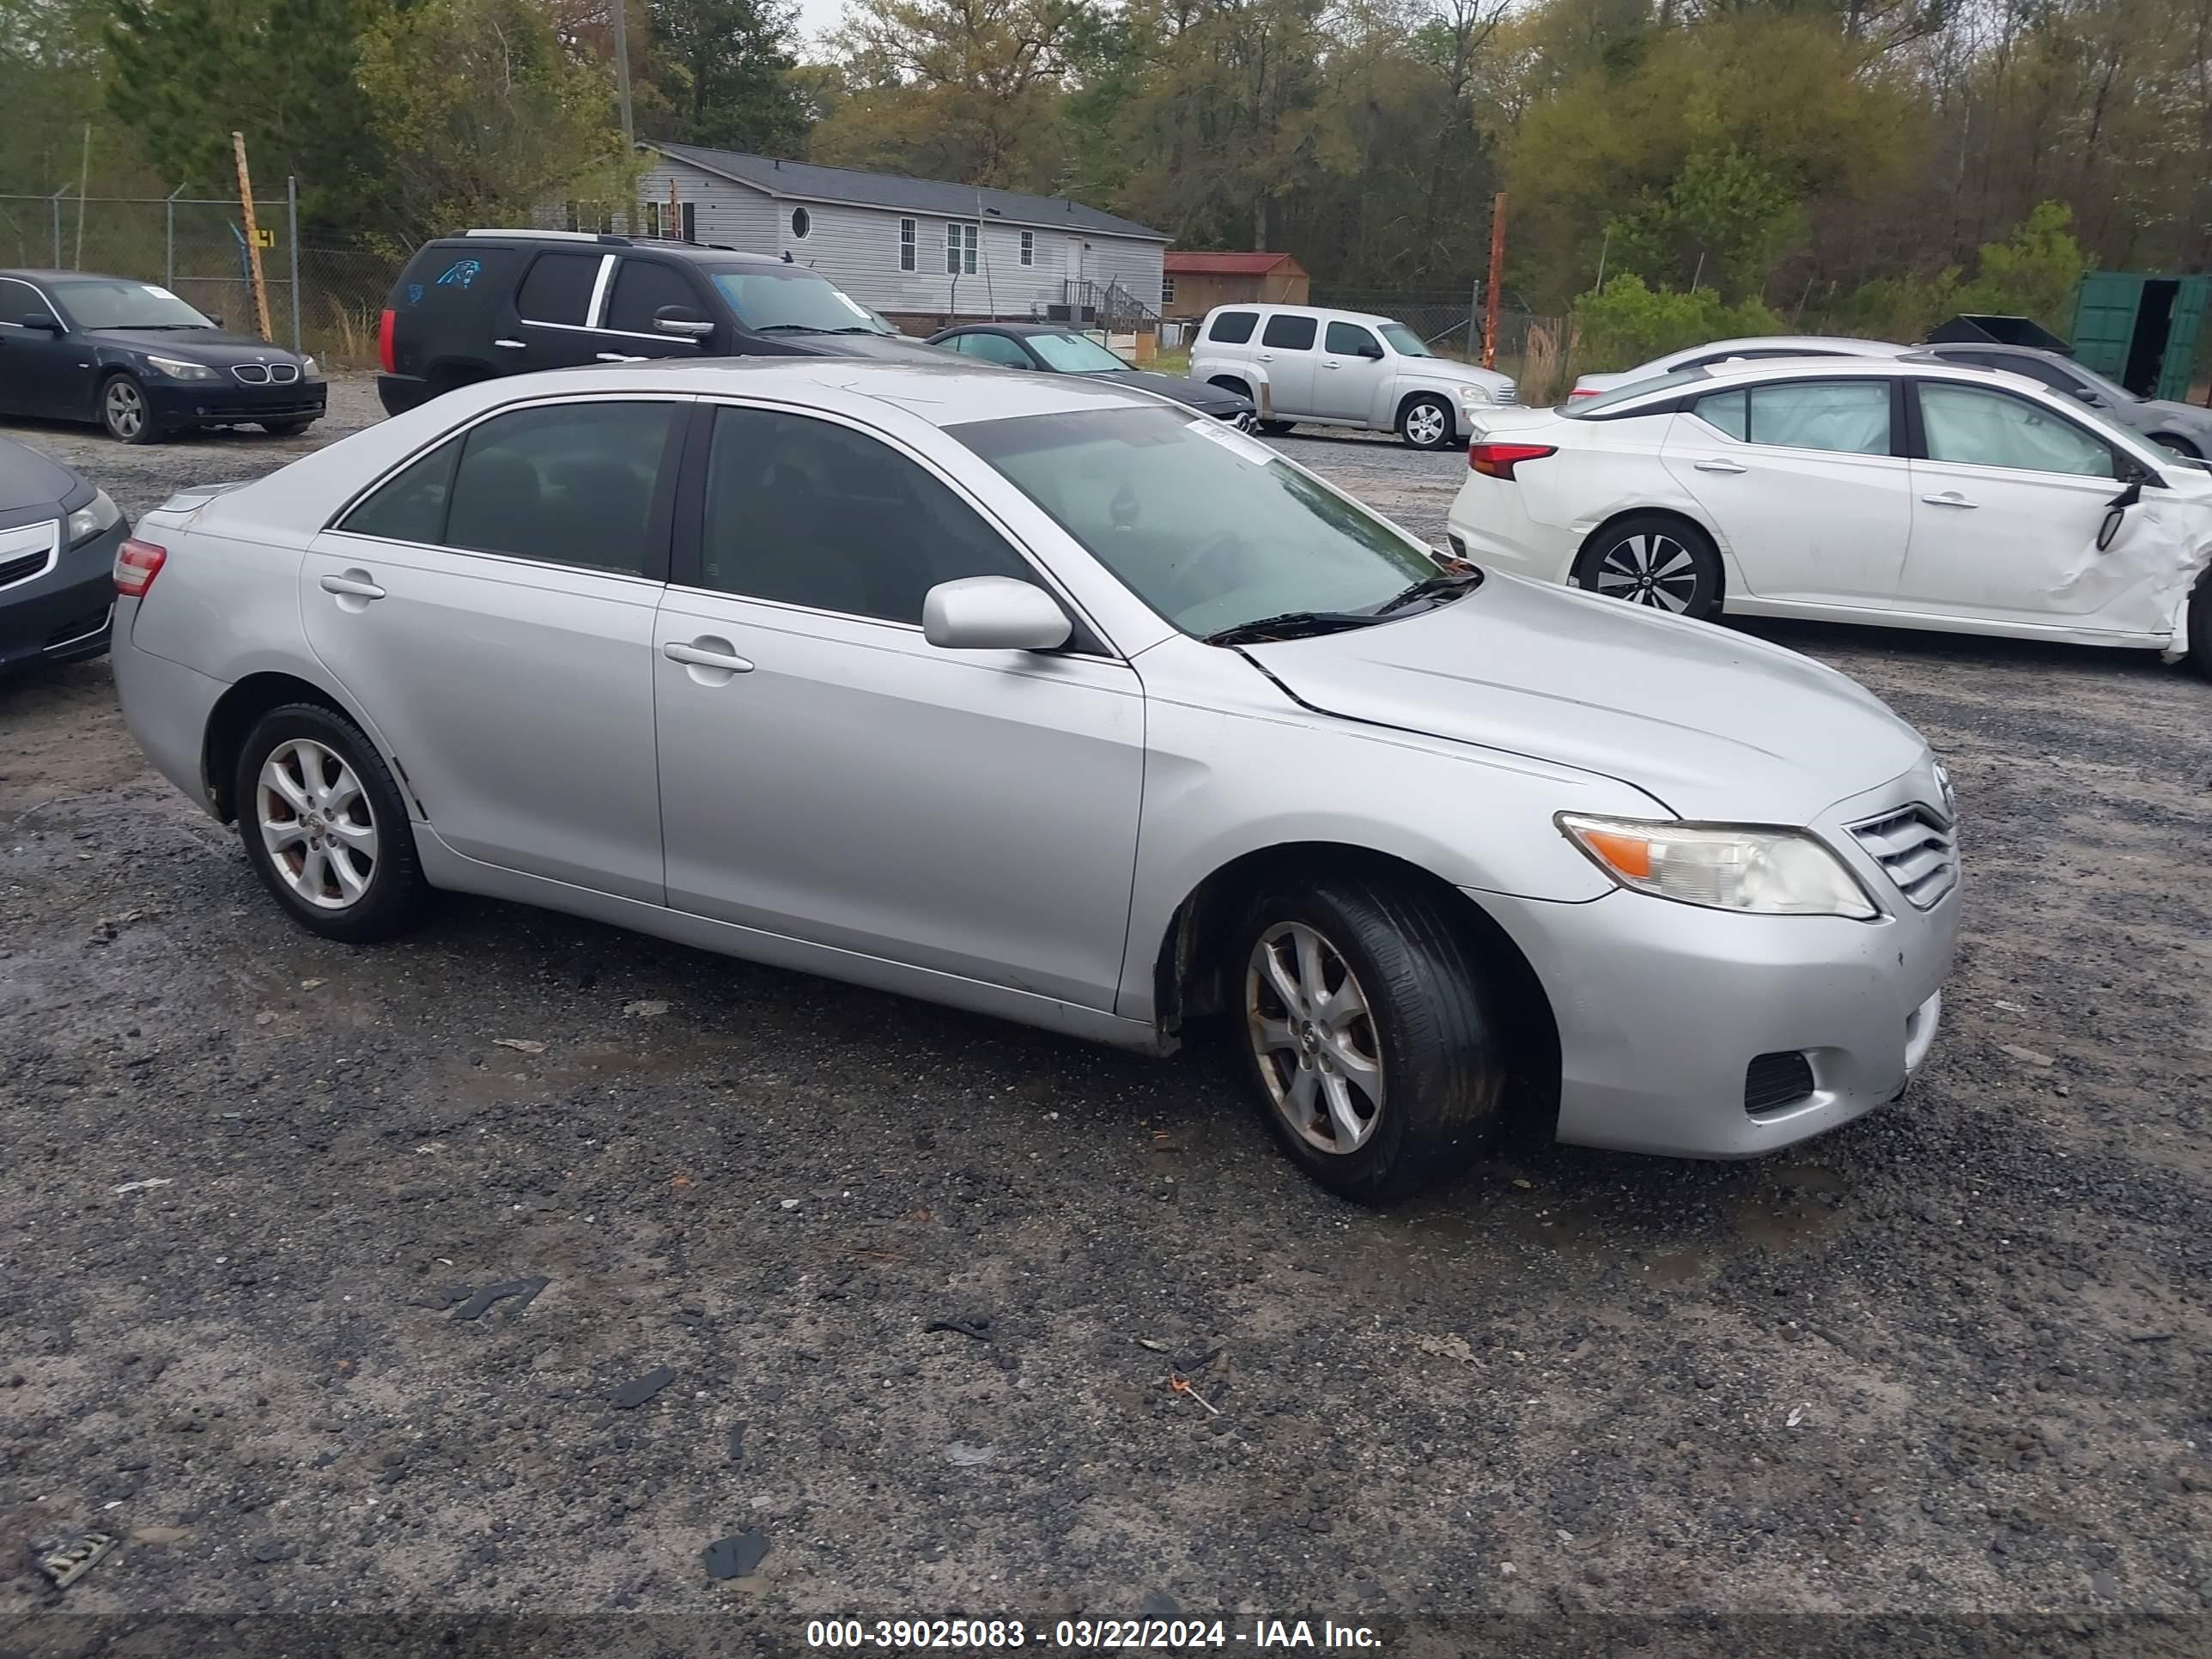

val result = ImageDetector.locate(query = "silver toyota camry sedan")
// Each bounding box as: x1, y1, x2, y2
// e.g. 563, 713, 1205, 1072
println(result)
111, 359, 1958, 1202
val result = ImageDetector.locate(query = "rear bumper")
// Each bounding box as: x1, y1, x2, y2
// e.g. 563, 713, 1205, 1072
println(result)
112, 612, 228, 813
0, 520, 125, 673
376, 374, 434, 417
145, 380, 326, 429
1445, 477, 1579, 584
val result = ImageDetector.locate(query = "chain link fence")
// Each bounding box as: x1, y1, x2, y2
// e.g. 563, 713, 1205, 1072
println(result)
0, 191, 400, 368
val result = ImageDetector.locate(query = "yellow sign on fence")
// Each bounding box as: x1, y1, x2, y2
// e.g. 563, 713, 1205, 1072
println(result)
252, 227, 274, 248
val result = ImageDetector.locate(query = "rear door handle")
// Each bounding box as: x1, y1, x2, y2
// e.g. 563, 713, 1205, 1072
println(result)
494, 338, 526, 349
663, 640, 755, 673
1692, 458, 1747, 474
596, 352, 645, 363
319, 572, 386, 599
1920, 491, 1978, 508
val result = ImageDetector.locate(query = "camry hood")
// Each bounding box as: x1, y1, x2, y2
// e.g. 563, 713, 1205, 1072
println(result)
1241, 574, 1928, 825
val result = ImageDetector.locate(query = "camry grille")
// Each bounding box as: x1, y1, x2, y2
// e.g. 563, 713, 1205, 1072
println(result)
1849, 805, 1957, 909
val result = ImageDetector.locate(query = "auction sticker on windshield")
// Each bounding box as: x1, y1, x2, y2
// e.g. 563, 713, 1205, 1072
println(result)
1184, 416, 1279, 467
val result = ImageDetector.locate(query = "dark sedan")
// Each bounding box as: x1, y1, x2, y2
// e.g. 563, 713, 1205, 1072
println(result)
0, 435, 125, 673
927, 322, 1255, 427
0, 269, 325, 444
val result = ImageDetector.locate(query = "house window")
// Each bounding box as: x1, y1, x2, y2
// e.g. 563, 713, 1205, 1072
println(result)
946, 222, 977, 276
643, 201, 661, 239
1161, 275, 1176, 306
1019, 231, 1034, 267
791, 206, 811, 240
900, 217, 916, 271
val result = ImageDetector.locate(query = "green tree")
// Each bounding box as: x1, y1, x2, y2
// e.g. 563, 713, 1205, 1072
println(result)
357, 0, 633, 249
646, 0, 809, 154
105, 0, 383, 234
1571, 271, 1781, 370
1949, 201, 2090, 332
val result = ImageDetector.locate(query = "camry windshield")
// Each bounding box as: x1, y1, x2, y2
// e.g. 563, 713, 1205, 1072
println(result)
708, 266, 895, 335
52, 280, 214, 331
952, 405, 1449, 639
1379, 323, 1432, 357
1029, 331, 1129, 373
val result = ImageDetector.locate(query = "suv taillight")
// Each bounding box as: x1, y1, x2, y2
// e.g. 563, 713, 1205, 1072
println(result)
378, 307, 397, 374
115, 538, 167, 599
1468, 442, 1556, 480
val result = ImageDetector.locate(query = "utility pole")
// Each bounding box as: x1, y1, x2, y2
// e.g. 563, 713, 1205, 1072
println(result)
233, 131, 273, 343
613, 0, 635, 232
1481, 191, 1506, 370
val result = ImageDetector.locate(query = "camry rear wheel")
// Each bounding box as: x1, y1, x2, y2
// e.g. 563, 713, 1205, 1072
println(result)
236, 703, 431, 942
1573, 514, 1723, 621
1237, 875, 1504, 1204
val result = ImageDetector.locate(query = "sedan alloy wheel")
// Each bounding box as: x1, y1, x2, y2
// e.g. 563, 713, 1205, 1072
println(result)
258, 738, 378, 908
1247, 921, 1385, 1153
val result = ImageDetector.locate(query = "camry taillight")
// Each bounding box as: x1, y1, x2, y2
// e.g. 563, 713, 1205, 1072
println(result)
114, 538, 167, 599
1468, 442, 1557, 480
378, 307, 397, 374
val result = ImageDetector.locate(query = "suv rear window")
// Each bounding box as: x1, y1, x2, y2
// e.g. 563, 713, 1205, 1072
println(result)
517, 252, 604, 325
1208, 310, 1257, 343
1261, 314, 1316, 350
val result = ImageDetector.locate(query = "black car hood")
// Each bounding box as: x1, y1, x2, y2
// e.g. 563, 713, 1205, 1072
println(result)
89, 327, 309, 367
781, 332, 962, 365
1096, 368, 1249, 410
0, 437, 79, 514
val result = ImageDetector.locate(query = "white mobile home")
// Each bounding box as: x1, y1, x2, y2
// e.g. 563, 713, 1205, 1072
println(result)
581, 143, 1170, 331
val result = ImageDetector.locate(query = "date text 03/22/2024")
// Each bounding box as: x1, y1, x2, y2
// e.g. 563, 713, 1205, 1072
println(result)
803, 1618, 1384, 1649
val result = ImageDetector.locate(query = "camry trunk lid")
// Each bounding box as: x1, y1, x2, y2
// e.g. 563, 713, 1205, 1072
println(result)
1239, 574, 1929, 825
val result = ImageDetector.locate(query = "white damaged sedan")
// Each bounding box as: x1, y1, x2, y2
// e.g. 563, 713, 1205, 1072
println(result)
1449, 356, 2212, 673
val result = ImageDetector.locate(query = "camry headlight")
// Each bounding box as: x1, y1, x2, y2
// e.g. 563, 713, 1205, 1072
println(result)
1558, 813, 1877, 919
65, 489, 122, 546
144, 354, 217, 381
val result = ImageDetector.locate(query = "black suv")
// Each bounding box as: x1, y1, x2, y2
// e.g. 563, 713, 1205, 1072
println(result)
376, 231, 956, 415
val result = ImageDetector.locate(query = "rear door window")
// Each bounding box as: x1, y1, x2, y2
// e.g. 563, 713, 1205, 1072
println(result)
1207, 310, 1257, 344
516, 253, 605, 325
1261, 313, 1317, 350
443, 400, 682, 572
1694, 380, 1891, 455
604, 259, 702, 334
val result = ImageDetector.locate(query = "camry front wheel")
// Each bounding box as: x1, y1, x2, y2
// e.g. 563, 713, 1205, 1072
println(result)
1236, 875, 1504, 1203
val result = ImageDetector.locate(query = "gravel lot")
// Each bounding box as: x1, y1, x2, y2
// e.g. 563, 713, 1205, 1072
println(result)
3, 378, 2210, 1648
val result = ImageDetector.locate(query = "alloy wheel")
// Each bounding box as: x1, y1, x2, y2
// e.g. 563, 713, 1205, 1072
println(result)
1595, 532, 1700, 611
1246, 921, 1385, 1154
258, 738, 378, 909
104, 380, 144, 440
1403, 401, 1449, 447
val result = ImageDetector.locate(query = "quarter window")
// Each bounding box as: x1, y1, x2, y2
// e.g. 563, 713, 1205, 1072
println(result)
1261, 313, 1317, 350
442, 401, 680, 574
697, 406, 1035, 623
1918, 383, 2117, 478
603, 260, 701, 335
899, 217, 916, 271
517, 252, 604, 325
1207, 309, 1256, 343
1693, 380, 1890, 456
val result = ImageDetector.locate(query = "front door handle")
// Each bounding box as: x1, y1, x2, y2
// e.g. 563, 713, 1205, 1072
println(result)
319, 572, 386, 599
494, 338, 526, 349
1692, 458, 1747, 474
596, 352, 645, 363
663, 639, 755, 673
1920, 492, 1978, 508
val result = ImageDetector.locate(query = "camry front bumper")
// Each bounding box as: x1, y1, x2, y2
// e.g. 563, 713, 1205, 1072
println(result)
1474, 876, 1954, 1158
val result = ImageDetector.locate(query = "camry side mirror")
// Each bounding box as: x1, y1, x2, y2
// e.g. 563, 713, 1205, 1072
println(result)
922, 575, 1072, 652
653, 304, 714, 339
20, 312, 60, 331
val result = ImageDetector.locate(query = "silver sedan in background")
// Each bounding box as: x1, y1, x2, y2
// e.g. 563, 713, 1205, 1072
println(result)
110, 359, 1957, 1201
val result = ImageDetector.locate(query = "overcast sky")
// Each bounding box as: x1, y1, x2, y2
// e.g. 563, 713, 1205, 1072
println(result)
792, 0, 843, 53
